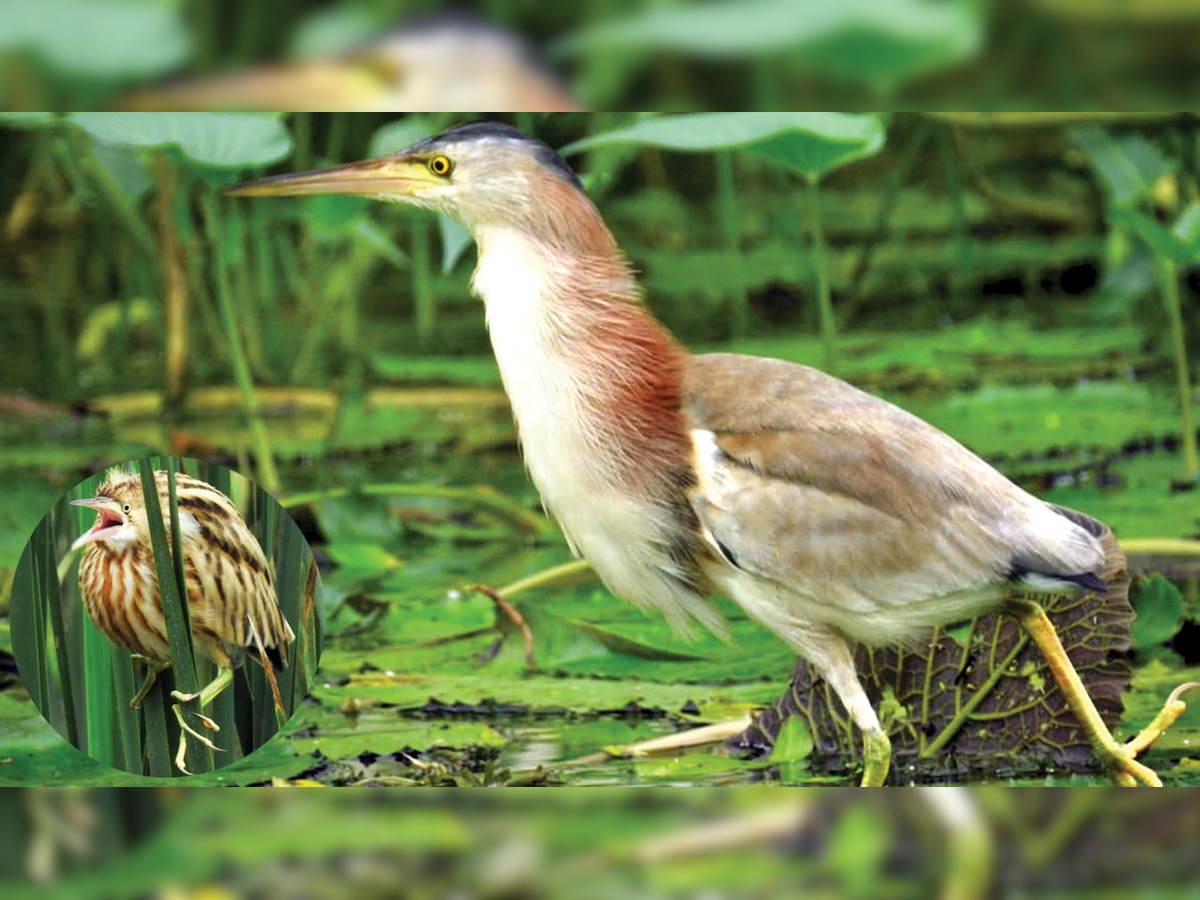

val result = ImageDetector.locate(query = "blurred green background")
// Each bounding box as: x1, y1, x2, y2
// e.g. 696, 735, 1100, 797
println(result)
4, 0, 1200, 111
0, 111, 1196, 789
3, 788, 1200, 897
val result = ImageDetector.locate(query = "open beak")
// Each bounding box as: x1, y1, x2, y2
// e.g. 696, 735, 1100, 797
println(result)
70, 497, 127, 552
224, 156, 437, 199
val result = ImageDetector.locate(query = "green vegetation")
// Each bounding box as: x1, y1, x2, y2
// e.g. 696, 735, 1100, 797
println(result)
8, 458, 319, 778
0, 112, 1198, 789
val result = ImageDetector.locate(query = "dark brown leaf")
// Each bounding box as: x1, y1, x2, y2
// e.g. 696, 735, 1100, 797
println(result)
735, 525, 1133, 780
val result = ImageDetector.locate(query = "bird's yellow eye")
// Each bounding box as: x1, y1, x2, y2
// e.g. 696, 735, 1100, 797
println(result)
428, 155, 452, 177
123, 504, 130, 513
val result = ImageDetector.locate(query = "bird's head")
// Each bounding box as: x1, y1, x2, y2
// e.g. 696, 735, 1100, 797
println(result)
227, 122, 587, 240
70, 474, 147, 554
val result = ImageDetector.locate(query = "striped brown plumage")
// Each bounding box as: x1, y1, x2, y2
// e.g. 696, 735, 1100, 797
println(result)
74, 471, 295, 680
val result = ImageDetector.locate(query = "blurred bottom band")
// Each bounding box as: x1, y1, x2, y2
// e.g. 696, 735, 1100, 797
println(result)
2, 786, 1199, 898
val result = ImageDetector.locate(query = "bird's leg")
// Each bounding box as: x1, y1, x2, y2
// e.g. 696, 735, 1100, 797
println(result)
172, 704, 223, 774
129, 656, 171, 708
170, 668, 233, 772
246, 615, 286, 716
1004, 598, 1188, 787
171, 666, 233, 711
817, 638, 893, 787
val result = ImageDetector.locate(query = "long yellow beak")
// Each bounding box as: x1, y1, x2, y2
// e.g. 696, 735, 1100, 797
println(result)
225, 157, 436, 199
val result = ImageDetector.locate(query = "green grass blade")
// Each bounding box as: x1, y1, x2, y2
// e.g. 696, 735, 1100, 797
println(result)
81, 613, 116, 767
141, 676, 172, 777
273, 519, 305, 715
17, 519, 52, 723
38, 511, 78, 748
137, 459, 210, 775
110, 652, 143, 773
210, 659, 240, 760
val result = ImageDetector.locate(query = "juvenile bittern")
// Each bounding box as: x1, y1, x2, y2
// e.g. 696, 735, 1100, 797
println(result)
230, 122, 1189, 785
72, 470, 295, 772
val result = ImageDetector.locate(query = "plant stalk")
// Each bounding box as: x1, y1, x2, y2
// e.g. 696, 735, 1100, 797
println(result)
715, 152, 747, 338
200, 192, 280, 493
807, 178, 838, 372
1158, 256, 1198, 480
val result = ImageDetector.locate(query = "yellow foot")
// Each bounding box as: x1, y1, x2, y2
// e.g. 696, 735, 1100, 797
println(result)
1097, 747, 1162, 787
1102, 681, 1200, 787
861, 729, 892, 787
171, 701, 224, 774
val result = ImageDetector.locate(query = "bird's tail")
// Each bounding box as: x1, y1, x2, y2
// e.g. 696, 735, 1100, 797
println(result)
1039, 504, 1133, 652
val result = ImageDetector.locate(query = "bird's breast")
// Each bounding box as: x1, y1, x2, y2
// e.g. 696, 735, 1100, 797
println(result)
79, 544, 170, 660
472, 228, 720, 635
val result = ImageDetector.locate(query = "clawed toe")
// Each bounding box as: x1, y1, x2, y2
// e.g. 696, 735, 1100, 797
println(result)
1099, 682, 1199, 787
171, 702, 224, 773
1102, 750, 1162, 787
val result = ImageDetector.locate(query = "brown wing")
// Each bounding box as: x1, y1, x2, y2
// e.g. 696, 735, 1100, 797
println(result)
682, 354, 1103, 605
163, 473, 296, 671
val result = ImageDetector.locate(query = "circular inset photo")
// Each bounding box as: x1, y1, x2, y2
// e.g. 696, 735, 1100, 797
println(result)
11, 457, 322, 777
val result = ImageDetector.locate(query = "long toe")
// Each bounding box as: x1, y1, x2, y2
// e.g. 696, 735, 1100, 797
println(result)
1122, 681, 1200, 758
175, 736, 191, 775
172, 704, 224, 753
1095, 682, 1200, 786
1100, 745, 1162, 787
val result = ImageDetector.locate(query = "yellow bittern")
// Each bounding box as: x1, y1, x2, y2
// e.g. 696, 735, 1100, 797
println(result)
230, 122, 1191, 785
71, 470, 295, 772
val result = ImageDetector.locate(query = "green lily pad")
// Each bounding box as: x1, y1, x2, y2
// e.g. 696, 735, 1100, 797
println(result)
1131, 573, 1185, 650
557, 0, 980, 88
768, 715, 814, 764
368, 119, 432, 159
326, 543, 405, 579
69, 113, 292, 169
562, 113, 885, 182
288, 6, 383, 60
4, 0, 189, 80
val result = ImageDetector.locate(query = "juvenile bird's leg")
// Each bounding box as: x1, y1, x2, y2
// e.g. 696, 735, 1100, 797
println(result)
129, 655, 171, 708
247, 616, 286, 714
170, 668, 232, 773
1005, 598, 1193, 787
